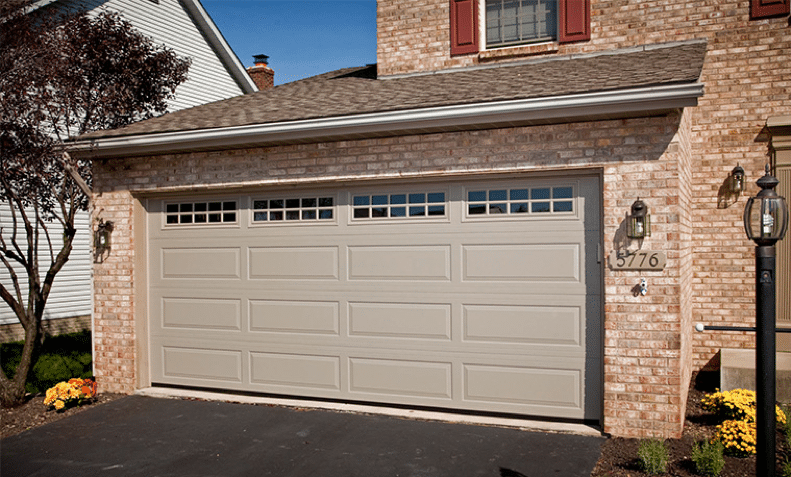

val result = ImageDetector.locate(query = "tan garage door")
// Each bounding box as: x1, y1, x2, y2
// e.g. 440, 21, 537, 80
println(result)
145, 175, 602, 420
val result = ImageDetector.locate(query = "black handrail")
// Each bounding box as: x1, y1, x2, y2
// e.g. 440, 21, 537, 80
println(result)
700, 325, 791, 333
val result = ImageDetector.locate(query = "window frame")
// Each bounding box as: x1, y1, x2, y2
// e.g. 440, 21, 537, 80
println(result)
348, 187, 451, 225
163, 198, 240, 228
461, 181, 579, 222
249, 193, 338, 227
483, 0, 558, 49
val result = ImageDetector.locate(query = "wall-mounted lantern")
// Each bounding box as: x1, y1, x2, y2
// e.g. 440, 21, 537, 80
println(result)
744, 165, 788, 245
627, 198, 651, 239
95, 219, 114, 254
730, 164, 746, 195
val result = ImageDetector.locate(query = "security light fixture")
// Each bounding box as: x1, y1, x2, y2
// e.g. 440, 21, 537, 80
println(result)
95, 219, 114, 254
627, 198, 651, 239
730, 164, 746, 195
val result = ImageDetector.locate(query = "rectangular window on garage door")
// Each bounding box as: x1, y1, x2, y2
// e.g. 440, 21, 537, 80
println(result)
351, 188, 449, 222
164, 199, 238, 226
464, 183, 575, 219
250, 194, 337, 225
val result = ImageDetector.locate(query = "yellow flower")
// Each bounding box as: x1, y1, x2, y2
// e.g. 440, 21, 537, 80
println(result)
53, 400, 65, 410
44, 388, 57, 405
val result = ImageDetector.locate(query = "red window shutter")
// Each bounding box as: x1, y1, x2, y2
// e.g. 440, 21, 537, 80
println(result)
450, 0, 478, 56
558, 0, 591, 43
751, 0, 790, 19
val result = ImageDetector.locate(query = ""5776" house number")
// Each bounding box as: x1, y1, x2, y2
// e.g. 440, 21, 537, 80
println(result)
609, 250, 667, 271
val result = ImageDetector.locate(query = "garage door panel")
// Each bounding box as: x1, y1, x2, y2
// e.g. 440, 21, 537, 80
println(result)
462, 244, 580, 282
250, 352, 340, 390
464, 364, 581, 409
162, 297, 241, 331
162, 346, 242, 382
249, 299, 339, 335
348, 302, 451, 340
348, 245, 451, 281
146, 175, 601, 422
249, 246, 339, 280
463, 304, 581, 346
161, 248, 241, 279
349, 357, 453, 399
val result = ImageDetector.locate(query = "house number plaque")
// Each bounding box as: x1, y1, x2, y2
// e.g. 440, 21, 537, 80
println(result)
609, 250, 666, 271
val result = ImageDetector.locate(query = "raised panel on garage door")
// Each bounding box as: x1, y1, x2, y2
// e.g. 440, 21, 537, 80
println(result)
144, 176, 601, 422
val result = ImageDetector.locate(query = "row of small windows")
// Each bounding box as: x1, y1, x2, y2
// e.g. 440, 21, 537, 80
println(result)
467, 186, 573, 215
252, 197, 334, 222
165, 201, 237, 224
164, 187, 573, 225
352, 192, 446, 219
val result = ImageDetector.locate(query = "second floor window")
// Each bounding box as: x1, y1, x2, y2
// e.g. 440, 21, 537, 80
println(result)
486, 0, 557, 47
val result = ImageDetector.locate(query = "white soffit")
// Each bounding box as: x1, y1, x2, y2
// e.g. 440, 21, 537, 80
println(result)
68, 82, 703, 158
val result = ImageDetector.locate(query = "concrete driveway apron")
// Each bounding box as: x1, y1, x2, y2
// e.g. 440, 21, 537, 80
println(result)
1, 395, 604, 477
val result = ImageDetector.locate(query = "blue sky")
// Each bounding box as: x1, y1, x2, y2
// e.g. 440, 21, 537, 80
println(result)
202, 0, 377, 86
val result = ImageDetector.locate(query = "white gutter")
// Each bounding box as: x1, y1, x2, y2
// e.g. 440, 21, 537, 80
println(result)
181, 0, 258, 94
69, 82, 703, 158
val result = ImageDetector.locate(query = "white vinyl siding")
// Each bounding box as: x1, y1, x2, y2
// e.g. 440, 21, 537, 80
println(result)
1, 0, 252, 327
0, 206, 92, 324
39, 0, 247, 111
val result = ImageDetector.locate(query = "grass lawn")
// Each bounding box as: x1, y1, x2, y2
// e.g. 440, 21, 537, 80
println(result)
1, 330, 93, 395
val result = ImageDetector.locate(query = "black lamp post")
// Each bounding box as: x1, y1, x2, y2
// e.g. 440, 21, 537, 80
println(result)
743, 165, 789, 477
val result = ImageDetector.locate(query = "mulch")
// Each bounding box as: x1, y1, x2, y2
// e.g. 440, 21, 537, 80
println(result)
1, 392, 124, 439
590, 378, 787, 476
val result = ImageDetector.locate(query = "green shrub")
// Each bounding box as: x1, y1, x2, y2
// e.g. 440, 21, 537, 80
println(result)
783, 458, 791, 477
691, 440, 725, 477
0, 330, 93, 394
638, 438, 668, 475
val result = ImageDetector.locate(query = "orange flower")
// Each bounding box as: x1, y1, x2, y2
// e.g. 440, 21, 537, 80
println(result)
68, 378, 83, 386
81, 385, 93, 397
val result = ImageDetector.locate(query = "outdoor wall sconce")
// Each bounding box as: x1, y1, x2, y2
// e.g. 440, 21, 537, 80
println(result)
627, 198, 651, 239
730, 164, 746, 195
95, 219, 114, 254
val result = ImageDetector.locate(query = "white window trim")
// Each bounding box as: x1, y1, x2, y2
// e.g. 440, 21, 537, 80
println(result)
478, 0, 558, 51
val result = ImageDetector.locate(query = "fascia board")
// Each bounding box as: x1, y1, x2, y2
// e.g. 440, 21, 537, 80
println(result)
69, 82, 703, 158
180, 0, 258, 94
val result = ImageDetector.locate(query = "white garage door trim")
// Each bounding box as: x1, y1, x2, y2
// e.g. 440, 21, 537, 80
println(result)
142, 174, 602, 421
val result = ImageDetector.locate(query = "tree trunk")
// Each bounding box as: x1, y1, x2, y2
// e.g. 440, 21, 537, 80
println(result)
0, 316, 43, 407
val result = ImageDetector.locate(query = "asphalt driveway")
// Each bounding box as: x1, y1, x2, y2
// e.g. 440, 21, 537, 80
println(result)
1, 395, 604, 477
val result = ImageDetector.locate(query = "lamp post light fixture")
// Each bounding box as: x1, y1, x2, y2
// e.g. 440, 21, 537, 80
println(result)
731, 164, 746, 195
743, 164, 789, 477
627, 198, 651, 239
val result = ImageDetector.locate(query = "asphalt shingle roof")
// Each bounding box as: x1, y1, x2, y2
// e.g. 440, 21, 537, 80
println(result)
82, 41, 707, 140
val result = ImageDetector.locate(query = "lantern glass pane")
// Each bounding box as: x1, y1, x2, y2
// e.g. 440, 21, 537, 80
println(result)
744, 196, 789, 242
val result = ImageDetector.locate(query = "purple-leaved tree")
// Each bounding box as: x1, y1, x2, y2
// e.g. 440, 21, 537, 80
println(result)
0, 0, 189, 406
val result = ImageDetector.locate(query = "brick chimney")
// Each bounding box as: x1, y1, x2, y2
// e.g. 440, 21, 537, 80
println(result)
247, 54, 274, 90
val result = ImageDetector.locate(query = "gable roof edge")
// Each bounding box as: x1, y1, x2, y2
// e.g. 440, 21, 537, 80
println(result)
69, 82, 703, 159
180, 0, 258, 94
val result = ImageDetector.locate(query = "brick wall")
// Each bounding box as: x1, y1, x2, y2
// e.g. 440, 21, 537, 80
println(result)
94, 112, 693, 436
90, 0, 791, 439
378, 0, 791, 378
